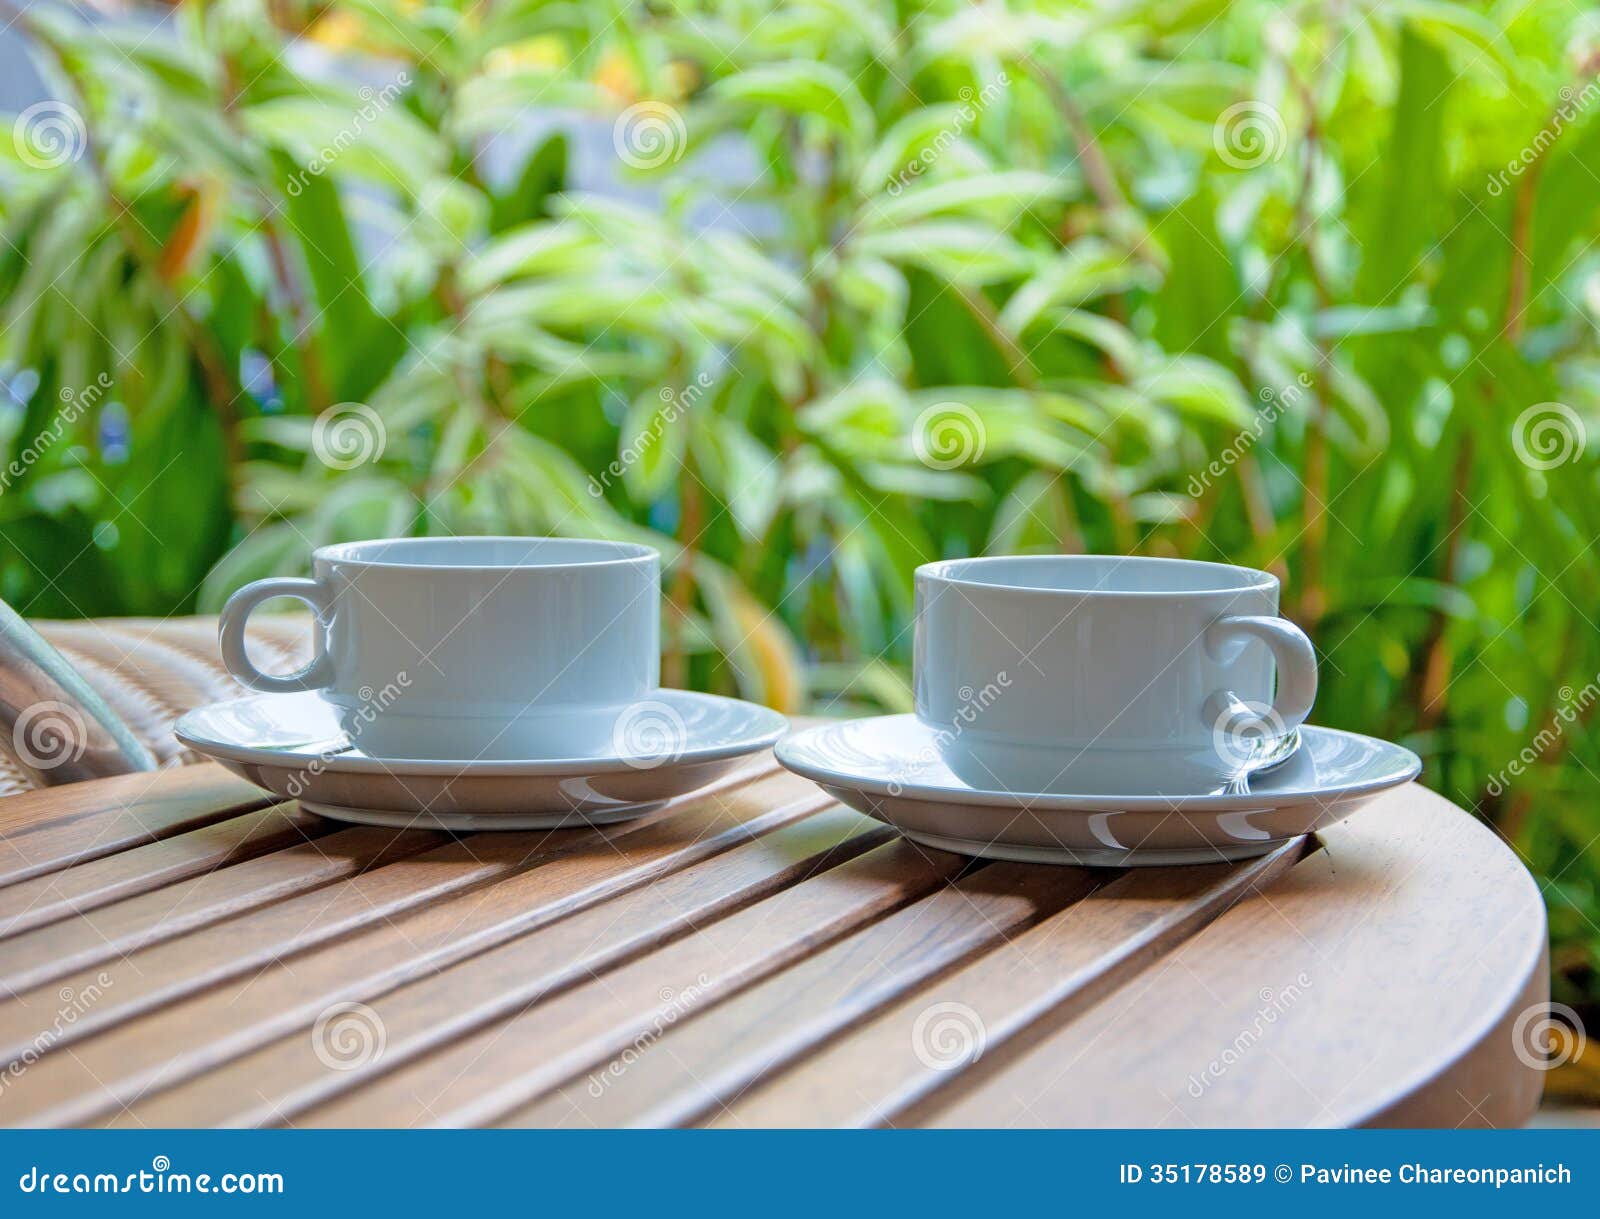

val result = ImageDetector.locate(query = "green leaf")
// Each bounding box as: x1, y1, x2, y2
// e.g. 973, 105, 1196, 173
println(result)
855, 222, 1037, 285
1047, 308, 1144, 373
460, 223, 597, 294
1138, 357, 1254, 428
863, 171, 1070, 229
999, 239, 1152, 335
270, 151, 402, 403
619, 387, 689, 499
1356, 23, 1453, 304
858, 461, 989, 502
242, 92, 447, 194
833, 256, 908, 326
693, 414, 781, 542
1149, 188, 1236, 362
712, 62, 873, 146
490, 132, 568, 232
987, 470, 1076, 553
801, 379, 910, 453
856, 105, 974, 194
1389, 0, 1517, 83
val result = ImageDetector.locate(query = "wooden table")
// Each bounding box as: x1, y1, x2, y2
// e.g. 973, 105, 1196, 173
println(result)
0, 744, 1548, 1128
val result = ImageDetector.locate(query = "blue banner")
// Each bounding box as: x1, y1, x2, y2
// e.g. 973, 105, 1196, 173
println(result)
0, 1129, 1588, 1214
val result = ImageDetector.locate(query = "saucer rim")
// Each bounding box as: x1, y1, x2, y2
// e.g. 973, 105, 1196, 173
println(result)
176, 688, 787, 776
774, 716, 1420, 812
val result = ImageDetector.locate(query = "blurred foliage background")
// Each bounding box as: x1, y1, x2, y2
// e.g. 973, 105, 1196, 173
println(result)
3, 0, 1600, 1092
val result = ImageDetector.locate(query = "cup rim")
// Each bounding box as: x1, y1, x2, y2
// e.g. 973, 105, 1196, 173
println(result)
917, 553, 1278, 599
314, 535, 659, 573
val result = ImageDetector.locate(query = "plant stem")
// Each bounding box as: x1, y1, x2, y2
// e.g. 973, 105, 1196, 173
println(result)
1019, 51, 1131, 224
951, 284, 1038, 387
1287, 73, 1333, 627
1414, 81, 1570, 736
1019, 50, 1145, 326
1412, 437, 1473, 733
665, 445, 701, 690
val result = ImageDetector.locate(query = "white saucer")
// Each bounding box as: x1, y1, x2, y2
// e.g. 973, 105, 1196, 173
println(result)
775, 716, 1420, 866
176, 689, 787, 830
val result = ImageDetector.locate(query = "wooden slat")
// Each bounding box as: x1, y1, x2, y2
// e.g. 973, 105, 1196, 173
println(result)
0, 765, 271, 888
0, 825, 442, 998
0, 770, 829, 1126
502, 860, 1102, 1128
297, 838, 970, 1128
914, 787, 1548, 1128
0, 747, 1550, 1129
106, 805, 884, 1128
0, 759, 782, 1069
708, 839, 1305, 1128
0, 803, 333, 938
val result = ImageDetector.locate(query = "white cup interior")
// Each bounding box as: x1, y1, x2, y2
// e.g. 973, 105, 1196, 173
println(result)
317, 536, 656, 570
925, 554, 1275, 596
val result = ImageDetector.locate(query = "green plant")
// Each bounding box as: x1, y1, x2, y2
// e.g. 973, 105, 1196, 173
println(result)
3, 1, 1600, 1039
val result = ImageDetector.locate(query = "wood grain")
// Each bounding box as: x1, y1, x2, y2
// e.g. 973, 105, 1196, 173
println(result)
106, 805, 883, 1128
0, 760, 784, 1070
296, 838, 968, 1128
0, 771, 834, 1125
0, 803, 331, 938
0, 765, 271, 888
914, 786, 1547, 1128
0, 825, 440, 999
708, 839, 1306, 1127
502, 860, 1102, 1127
0, 752, 1552, 1130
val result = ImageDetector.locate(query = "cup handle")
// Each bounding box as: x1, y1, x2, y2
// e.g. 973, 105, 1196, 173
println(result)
218, 577, 335, 694
1202, 614, 1318, 735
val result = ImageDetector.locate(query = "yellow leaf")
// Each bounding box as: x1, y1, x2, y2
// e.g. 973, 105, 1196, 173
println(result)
485, 36, 566, 76
305, 10, 367, 52
157, 177, 222, 284
664, 59, 701, 100
731, 589, 805, 714
595, 48, 640, 105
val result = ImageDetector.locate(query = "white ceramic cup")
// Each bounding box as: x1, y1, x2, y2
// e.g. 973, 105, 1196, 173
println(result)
913, 555, 1317, 795
219, 536, 660, 760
